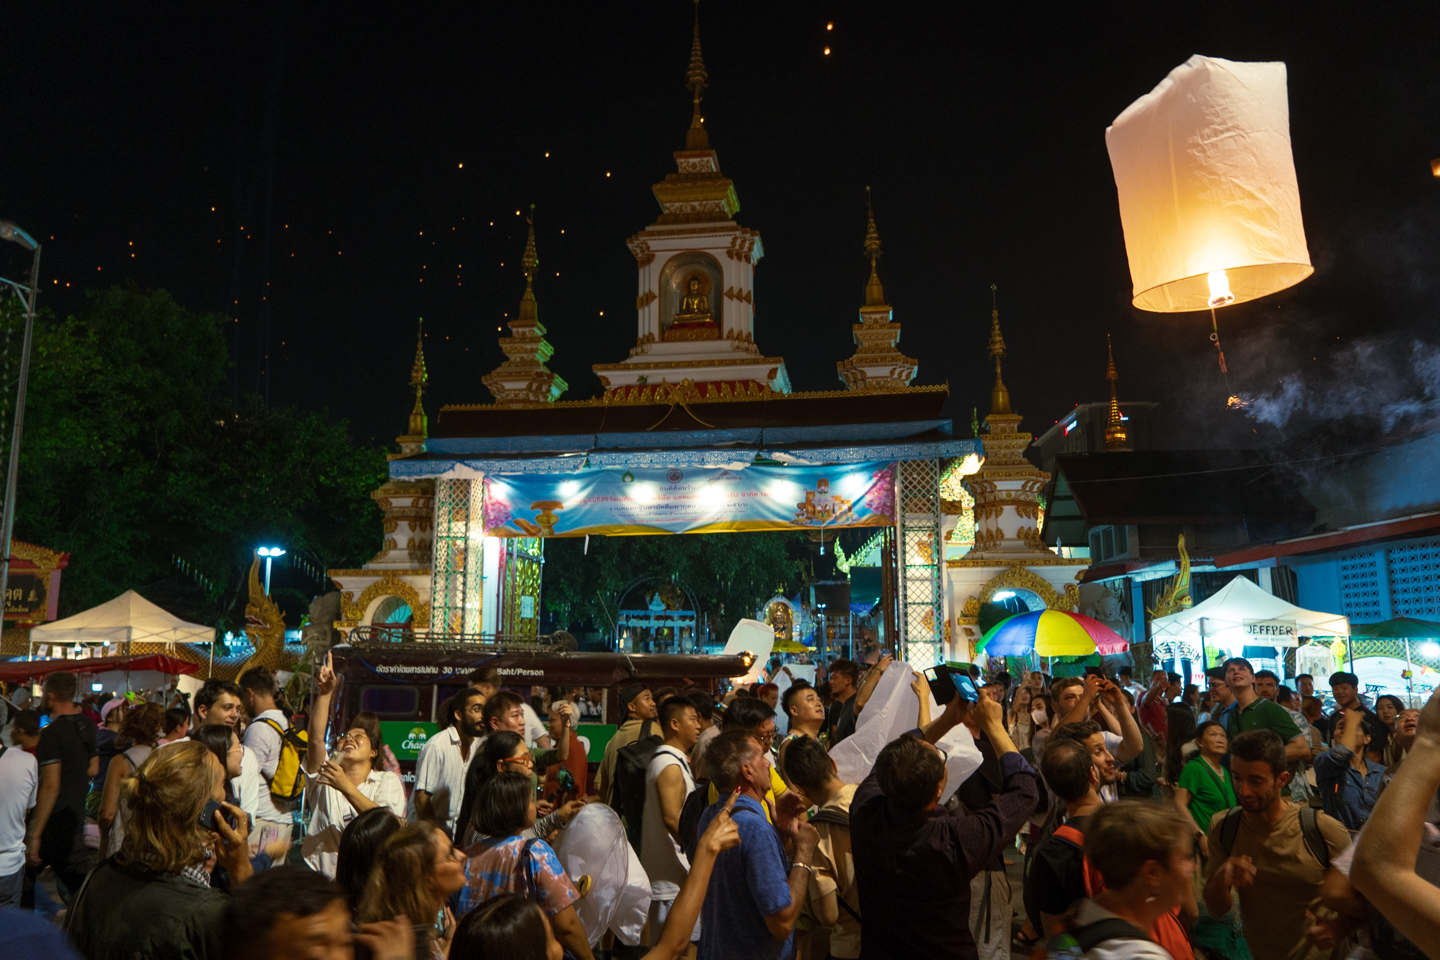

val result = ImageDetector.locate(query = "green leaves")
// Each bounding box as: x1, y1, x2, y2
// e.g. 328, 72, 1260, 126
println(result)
4, 287, 385, 633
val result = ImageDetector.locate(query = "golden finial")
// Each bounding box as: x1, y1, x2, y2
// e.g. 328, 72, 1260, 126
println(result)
1105, 333, 1129, 450
407, 317, 427, 438
518, 205, 538, 324
863, 186, 886, 307
988, 284, 1012, 415
684, 0, 711, 150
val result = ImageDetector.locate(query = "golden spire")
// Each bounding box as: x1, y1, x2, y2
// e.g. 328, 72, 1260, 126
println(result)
684, 0, 710, 151
518, 205, 538, 325
988, 284, 1012, 415
863, 186, 886, 307
1104, 333, 1129, 450
407, 317, 427, 438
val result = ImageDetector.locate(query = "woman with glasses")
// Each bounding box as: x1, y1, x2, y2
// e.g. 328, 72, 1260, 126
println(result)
454, 731, 584, 850
303, 652, 406, 878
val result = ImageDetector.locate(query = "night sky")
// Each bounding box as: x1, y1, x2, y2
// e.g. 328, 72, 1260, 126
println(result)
4, 2, 1438, 451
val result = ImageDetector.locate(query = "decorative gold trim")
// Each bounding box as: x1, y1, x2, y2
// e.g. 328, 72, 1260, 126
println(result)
439, 381, 950, 412
328, 567, 433, 578
947, 555, 1088, 568
591, 356, 786, 372
636, 290, 657, 309
964, 564, 1082, 612
662, 324, 721, 342
338, 572, 431, 629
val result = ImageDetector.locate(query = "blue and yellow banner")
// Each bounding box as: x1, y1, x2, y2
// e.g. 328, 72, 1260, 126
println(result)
479, 462, 896, 537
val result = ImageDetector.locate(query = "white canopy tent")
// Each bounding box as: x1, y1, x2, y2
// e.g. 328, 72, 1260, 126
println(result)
29, 589, 214, 657
1150, 575, 1348, 668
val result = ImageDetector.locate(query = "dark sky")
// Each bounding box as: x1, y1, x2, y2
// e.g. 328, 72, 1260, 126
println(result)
4, 1, 1438, 450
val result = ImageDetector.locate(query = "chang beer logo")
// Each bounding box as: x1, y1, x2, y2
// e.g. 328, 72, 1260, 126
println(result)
400, 727, 430, 753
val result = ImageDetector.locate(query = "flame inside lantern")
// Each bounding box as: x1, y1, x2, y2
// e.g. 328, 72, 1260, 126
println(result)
1207, 270, 1235, 308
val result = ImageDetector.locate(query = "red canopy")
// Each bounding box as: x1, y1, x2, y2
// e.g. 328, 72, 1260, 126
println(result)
0, 653, 200, 683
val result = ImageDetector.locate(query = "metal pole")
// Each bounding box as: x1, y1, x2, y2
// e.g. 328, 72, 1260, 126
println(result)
264, 555, 273, 595
0, 242, 41, 638
1405, 637, 1415, 707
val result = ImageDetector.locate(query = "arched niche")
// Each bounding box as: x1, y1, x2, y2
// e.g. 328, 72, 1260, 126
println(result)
658, 252, 724, 334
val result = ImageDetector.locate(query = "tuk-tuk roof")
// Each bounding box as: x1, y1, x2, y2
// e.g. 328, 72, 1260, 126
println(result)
329, 642, 751, 687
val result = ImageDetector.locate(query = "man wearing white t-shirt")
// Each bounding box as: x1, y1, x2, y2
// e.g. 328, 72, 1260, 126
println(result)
641, 694, 703, 949
239, 665, 298, 848
0, 735, 38, 907
411, 688, 486, 836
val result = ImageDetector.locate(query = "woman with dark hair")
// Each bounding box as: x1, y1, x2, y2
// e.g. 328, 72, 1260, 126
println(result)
455, 773, 594, 960
454, 731, 580, 849
304, 653, 406, 877
1376, 694, 1407, 765
336, 806, 402, 913
359, 820, 467, 960
451, 791, 743, 960
193, 723, 288, 887
97, 701, 165, 857
1164, 702, 1199, 784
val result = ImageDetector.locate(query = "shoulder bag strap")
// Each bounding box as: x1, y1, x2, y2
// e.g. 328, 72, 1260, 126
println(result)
1219, 807, 1243, 858
1298, 805, 1331, 872
519, 837, 541, 902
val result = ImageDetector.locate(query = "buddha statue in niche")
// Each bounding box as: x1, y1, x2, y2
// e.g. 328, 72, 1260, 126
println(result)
671, 273, 715, 327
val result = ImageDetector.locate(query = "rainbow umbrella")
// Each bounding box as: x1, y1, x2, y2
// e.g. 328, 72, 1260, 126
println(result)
976, 610, 1129, 657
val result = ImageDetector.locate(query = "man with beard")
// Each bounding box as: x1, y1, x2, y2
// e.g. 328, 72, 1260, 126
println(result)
1204, 730, 1351, 960
411, 687, 486, 837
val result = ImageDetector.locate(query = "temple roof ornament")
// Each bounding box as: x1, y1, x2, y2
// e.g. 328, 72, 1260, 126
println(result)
395, 318, 428, 457
1104, 334, 1130, 450
685, 0, 709, 152
838, 188, 916, 392
482, 206, 569, 407
988, 284, 1013, 416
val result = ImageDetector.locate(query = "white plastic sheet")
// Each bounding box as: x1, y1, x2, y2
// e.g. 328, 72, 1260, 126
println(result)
827, 661, 982, 804
1106, 55, 1312, 312
724, 618, 774, 685
552, 803, 651, 946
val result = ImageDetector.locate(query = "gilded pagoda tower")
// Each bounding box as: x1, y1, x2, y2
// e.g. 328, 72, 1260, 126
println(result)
837, 189, 917, 391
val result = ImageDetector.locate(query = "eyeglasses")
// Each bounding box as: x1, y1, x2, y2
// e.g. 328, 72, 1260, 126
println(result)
501, 755, 535, 769
753, 730, 776, 748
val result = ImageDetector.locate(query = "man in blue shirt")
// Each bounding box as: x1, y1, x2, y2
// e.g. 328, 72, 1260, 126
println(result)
1314, 708, 1385, 830
696, 729, 818, 960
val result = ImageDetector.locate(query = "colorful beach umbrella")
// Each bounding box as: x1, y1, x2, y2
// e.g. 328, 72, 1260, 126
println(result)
977, 610, 1130, 657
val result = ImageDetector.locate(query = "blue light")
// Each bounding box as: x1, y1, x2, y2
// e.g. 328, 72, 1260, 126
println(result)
257, 546, 287, 557
1063, 421, 1077, 435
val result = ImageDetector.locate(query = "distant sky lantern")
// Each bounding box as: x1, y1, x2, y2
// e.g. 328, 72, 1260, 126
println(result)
1106, 56, 1312, 315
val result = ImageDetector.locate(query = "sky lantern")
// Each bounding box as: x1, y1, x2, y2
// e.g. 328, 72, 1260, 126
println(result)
1106, 55, 1312, 371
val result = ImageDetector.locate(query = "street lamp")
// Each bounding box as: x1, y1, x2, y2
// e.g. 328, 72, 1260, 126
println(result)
0, 220, 40, 634
257, 546, 286, 595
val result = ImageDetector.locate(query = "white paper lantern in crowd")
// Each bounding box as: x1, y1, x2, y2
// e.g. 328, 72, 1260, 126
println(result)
1106, 55, 1312, 313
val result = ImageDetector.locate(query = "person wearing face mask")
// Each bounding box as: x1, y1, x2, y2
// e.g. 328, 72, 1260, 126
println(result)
1027, 694, 1055, 757
302, 653, 406, 878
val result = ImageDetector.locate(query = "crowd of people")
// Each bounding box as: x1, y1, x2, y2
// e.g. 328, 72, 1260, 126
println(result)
3, 651, 1440, 960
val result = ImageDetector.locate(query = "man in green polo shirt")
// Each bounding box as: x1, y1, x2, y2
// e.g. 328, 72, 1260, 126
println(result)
1223, 657, 1314, 768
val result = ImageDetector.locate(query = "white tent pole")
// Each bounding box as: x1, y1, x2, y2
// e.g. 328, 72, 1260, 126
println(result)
1406, 637, 1415, 707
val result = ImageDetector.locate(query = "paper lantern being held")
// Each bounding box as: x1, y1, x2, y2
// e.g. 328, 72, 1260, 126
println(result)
1106, 55, 1312, 313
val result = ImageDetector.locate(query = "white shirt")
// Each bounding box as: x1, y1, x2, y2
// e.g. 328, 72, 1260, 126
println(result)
522, 702, 548, 748
408, 726, 475, 836
243, 709, 298, 823
1072, 899, 1174, 959
302, 768, 406, 878
0, 744, 38, 875
232, 744, 264, 822
1100, 730, 1124, 804
640, 745, 694, 900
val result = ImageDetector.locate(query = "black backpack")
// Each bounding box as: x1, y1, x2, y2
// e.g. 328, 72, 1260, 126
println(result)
1042, 917, 1148, 956
611, 721, 662, 848
678, 782, 710, 862
1217, 804, 1330, 870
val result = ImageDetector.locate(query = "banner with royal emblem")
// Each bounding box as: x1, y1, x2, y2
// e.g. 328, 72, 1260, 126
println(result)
476, 461, 897, 537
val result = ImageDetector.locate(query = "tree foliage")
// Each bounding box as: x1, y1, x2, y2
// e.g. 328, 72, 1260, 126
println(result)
541, 530, 807, 643
2, 286, 386, 633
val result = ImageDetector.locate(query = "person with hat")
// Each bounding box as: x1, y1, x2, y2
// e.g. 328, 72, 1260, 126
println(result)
92, 697, 129, 799
596, 683, 657, 805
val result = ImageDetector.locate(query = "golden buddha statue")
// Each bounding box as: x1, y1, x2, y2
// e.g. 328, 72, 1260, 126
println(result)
672, 274, 714, 326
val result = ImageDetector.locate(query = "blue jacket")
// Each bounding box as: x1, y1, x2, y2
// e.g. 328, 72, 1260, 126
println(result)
1313, 742, 1384, 830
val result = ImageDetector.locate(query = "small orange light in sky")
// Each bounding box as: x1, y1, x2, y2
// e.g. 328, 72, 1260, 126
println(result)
826, 22, 833, 30
823, 47, 831, 55
459, 163, 464, 168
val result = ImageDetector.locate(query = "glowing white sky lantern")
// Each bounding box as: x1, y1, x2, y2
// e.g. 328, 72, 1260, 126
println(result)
1106, 55, 1313, 314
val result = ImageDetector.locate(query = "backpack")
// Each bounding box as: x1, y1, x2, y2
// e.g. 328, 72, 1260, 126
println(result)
678, 781, 710, 862
1034, 917, 1149, 960
807, 807, 862, 925
258, 717, 308, 802
1216, 804, 1330, 871
611, 721, 662, 848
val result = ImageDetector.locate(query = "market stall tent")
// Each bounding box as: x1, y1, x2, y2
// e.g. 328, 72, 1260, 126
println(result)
0, 653, 200, 684
1150, 575, 1348, 663
29, 589, 214, 652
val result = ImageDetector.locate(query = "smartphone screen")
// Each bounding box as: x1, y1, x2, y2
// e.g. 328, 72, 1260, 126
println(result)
953, 673, 981, 703
923, 666, 958, 705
